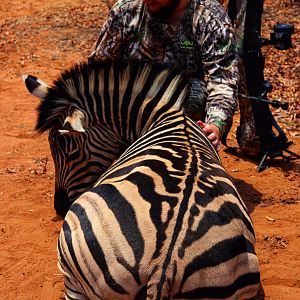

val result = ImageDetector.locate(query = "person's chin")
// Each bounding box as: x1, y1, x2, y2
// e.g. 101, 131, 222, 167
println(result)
149, 7, 170, 19
145, 1, 162, 12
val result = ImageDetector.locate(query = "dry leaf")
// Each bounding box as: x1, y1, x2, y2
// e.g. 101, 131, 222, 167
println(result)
266, 216, 276, 222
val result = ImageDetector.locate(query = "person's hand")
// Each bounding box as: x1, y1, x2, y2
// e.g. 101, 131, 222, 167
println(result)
197, 120, 221, 151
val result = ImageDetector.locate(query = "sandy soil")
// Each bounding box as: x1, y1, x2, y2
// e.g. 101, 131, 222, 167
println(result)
0, 0, 299, 299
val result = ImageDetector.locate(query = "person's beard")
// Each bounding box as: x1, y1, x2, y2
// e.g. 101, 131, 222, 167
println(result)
150, 0, 181, 19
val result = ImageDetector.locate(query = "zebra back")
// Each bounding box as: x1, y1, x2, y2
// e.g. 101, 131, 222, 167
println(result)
58, 109, 260, 299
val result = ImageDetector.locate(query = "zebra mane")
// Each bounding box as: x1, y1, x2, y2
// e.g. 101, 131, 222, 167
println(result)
36, 59, 190, 133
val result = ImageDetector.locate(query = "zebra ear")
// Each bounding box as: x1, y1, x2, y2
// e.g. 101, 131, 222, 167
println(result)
22, 74, 50, 100
58, 109, 86, 134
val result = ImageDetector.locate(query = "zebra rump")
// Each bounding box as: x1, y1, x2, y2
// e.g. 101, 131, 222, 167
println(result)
24, 60, 260, 299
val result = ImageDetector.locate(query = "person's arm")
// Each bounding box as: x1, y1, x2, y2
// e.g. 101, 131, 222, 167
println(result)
89, 1, 133, 61
198, 10, 239, 149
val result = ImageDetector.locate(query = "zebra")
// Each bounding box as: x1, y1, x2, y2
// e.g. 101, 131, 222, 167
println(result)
24, 60, 260, 299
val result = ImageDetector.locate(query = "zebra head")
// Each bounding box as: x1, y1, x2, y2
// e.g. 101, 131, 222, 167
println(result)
23, 60, 190, 216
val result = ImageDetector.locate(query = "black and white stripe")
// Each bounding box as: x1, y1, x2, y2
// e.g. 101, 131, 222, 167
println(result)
24, 60, 260, 299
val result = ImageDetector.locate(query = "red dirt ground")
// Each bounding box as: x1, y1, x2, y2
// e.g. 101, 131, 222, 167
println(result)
0, 0, 299, 299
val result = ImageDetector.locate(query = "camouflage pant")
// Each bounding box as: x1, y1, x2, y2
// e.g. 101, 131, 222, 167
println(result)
184, 76, 261, 157
219, 0, 261, 157
184, 78, 208, 122
238, 97, 261, 157
237, 61, 261, 157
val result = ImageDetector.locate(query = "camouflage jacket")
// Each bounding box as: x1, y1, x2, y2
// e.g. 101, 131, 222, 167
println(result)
89, 0, 238, 135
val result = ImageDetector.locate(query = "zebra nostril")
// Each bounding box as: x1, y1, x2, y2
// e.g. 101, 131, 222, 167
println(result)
54, 190, 72, 217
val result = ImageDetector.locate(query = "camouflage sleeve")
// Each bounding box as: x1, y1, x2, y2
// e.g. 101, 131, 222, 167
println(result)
89, 1, 129, 61
201, 13, 239, 136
